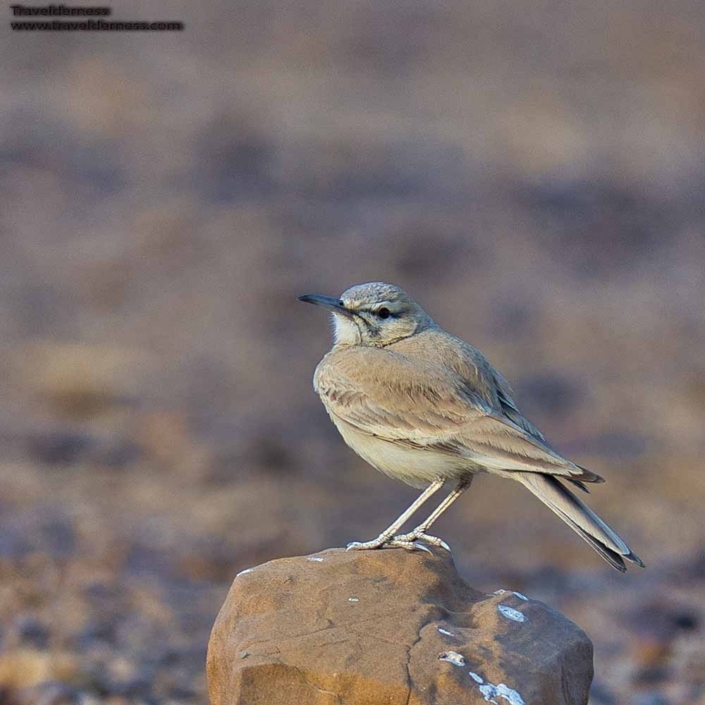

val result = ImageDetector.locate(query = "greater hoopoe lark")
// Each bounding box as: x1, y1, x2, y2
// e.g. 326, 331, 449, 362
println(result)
300, 282, 643, 572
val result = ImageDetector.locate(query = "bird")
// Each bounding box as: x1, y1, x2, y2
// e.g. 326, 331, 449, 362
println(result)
299, 282, 643, 572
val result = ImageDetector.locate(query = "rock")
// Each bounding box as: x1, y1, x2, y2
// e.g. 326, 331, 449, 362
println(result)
207, 548, 593, 704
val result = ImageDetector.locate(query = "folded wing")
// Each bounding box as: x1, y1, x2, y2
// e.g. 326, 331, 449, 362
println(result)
315, 348, 603, 484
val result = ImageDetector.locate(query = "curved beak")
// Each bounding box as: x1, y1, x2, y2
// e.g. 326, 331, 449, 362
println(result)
298, 294, 354, 318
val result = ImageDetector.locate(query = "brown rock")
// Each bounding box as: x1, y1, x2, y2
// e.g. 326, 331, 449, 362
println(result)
207, 548, 593, 705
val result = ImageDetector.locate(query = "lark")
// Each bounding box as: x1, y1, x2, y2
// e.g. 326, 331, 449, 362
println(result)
299, 282, 643, 571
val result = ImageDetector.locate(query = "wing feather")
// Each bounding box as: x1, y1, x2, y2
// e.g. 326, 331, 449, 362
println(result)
315, 347, 602, 483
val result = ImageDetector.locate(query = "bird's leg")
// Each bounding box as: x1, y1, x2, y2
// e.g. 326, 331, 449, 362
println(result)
346, 479, 445, 552
394, 477, 473, 551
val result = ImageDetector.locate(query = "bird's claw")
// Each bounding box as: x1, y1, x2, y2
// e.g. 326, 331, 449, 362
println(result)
346, 536, 392, 551
346, 537, 433, 553
393, 531, 451, 552
388, 538, 433, 553
346, 540, 381, 551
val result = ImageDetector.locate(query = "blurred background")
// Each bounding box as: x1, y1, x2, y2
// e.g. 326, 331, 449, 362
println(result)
1, 1, 704, 703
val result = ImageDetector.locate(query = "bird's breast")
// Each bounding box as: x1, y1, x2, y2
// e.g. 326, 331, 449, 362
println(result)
328, 413, 472, 489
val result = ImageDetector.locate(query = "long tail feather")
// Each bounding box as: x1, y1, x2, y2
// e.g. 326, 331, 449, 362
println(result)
517, 472, 644, 572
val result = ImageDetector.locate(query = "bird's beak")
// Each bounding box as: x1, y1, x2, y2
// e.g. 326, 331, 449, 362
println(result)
298, 294, 354, 318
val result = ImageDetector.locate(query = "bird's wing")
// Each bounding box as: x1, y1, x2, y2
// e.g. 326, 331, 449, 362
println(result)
315, 347, 602, 483
493, 370, 547, 442
491, 370, 595, 491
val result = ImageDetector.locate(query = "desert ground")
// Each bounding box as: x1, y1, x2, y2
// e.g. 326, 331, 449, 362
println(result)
1, 2, 705, 703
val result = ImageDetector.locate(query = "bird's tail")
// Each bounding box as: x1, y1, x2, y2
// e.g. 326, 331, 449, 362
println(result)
517, 472, 644, 572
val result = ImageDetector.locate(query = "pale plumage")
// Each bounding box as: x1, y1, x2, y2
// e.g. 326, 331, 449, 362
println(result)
300, 282, 643, 572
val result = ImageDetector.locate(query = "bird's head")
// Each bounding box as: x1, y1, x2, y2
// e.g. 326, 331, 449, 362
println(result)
299, 282, 435, 347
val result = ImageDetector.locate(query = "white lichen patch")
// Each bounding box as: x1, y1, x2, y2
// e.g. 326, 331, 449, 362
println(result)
348, 597, 359, 602
307, 556, 325, 562
236, 567, 254, 577
492, 588, 528, 601
438, 651, 465, 667
479, 682, 526, 705
497, 605, 526, 623
437, 626, 454, 637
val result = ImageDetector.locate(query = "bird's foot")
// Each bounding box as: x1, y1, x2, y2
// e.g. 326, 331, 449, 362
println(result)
392, 530, 451, 552
346, 535, 433, 553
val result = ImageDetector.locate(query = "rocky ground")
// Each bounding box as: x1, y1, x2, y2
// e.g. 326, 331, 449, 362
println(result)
2, 1, 705, 703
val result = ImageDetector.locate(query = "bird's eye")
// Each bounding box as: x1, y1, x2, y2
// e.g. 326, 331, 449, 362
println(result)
377, 307, 390, 319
